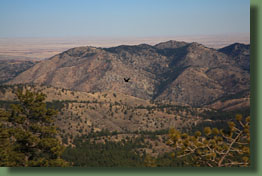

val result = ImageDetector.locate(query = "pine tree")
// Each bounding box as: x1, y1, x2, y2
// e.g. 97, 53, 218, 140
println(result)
168, 114, 250, 167
0, 88, 69, 167
0, 109, 24, 166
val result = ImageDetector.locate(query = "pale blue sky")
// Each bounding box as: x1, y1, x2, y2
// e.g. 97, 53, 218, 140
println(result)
0, 0, 250, 38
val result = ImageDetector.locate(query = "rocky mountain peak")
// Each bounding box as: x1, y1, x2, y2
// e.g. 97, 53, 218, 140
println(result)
218, 43, 250, 72
218, 43, 250, 56
154, 40, 189, 49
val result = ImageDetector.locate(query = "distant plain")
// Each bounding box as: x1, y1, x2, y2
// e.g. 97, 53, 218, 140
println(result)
0, 34, 249, 60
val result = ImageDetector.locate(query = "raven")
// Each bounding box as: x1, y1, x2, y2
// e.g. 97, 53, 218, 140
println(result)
124, 78, 130, 82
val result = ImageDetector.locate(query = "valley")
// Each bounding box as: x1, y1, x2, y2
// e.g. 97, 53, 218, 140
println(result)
0, 83, 250, 167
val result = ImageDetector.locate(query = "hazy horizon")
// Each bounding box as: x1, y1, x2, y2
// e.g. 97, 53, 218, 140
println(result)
0, 33, 250, 59
0, 0, 250, 58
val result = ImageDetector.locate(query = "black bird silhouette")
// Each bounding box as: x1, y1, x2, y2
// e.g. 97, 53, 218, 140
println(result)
124, 78, 130, 82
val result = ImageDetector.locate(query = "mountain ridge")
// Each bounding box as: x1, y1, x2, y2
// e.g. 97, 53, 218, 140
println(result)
6, 40, 250, 107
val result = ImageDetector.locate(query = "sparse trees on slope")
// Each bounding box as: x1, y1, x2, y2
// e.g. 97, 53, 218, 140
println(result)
0, 89, 69, 167
168, 114, 250, 167
144, 155, 157, 167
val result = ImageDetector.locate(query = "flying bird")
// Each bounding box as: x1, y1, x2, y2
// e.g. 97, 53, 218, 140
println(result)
124, 78, 130, 82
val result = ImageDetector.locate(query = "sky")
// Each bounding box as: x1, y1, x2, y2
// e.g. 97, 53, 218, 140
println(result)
0, 0, 250, 38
